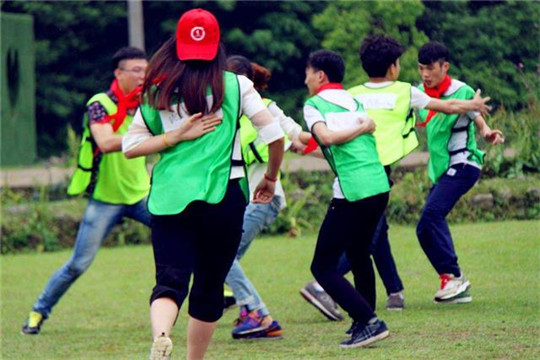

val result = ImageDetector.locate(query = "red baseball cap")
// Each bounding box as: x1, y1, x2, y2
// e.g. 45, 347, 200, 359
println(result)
176, 9, 220, 61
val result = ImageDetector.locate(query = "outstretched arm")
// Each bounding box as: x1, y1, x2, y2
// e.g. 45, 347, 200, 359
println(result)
426, 89, 492, 115
312, 117, 375, 147
473, 114, 504, 145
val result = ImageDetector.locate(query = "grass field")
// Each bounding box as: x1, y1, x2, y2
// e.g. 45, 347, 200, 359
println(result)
1, 220, 539, 359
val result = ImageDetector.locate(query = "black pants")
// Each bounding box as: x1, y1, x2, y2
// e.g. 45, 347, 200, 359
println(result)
311, 192, 389, 324
150, 180, 247, 322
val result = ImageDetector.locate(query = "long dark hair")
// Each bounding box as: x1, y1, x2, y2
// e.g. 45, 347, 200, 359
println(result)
143, 36, 226, 115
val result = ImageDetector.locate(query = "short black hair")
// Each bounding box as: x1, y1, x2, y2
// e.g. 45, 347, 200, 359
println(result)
359, 35, 403, 78
306, 50, 345, 83
418, 41, 449, 65
112, 47, 147, 70
227, 55, 253, 80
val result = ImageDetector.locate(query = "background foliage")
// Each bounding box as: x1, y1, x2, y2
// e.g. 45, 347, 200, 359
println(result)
1, 0, 538, 158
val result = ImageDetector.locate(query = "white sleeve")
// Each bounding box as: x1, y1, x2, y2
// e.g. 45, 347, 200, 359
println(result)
122, 108, 153, 153
303, 104, 325, 133
411, 87, 432, 109
238, 75, 283, 144
268, 102, 302, 140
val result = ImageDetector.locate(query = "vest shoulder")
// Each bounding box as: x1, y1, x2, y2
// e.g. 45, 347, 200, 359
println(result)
447, 79, 474, 96
86, 92, 114, 107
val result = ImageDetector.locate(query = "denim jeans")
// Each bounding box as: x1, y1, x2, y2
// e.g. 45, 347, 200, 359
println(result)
225, 196, 282, 316
336, 214, 404, 296
33, 198, 151, 318
416, 163, 481, 276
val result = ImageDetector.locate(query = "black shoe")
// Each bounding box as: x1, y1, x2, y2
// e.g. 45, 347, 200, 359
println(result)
340, 319, 389, 348
345, 320, 360, 336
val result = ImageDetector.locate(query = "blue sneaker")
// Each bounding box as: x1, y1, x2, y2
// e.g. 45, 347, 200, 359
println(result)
231, 310, 283, 340
340, 319, 389, 348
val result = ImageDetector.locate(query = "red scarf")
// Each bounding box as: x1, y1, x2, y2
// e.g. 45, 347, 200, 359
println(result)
103, 79, 142, 132
417, 74, 452, 127
316, 82, 344, 94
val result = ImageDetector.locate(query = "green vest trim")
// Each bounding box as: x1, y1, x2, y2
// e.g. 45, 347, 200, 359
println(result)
418, 82, 485, 183
349, 81, 418, 166
140, 71, 244, 215
305, 95, 390, 201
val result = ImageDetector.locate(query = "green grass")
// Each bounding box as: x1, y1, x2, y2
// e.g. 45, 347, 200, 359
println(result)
2, 221, 539, 359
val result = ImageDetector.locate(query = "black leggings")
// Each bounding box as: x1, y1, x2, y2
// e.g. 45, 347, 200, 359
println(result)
311, 192, 389, 324
150, 180, 247, 322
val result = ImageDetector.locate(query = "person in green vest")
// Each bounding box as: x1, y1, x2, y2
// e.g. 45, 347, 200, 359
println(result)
416, 41, 504, 304
303, 49, 391, 349
224, 55, 311, 340
122, 9, 284, 360
21, 47, 151, 335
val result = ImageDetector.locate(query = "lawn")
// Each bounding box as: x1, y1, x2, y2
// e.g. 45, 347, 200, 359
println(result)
1, 220, 539, 359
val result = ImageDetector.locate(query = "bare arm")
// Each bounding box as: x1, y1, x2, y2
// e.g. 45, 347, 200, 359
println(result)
473, 114, 505, 145
90, 123, 123, 153
426, 89, 491, 115
312, 117, 375, 147
124, 113, 222, 158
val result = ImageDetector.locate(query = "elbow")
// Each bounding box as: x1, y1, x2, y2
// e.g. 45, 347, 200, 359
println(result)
123, 149, 137, 159
99, 145, 115, 154
317, 135, 332, 147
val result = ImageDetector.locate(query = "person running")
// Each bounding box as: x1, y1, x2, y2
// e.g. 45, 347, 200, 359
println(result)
225, 55, 311, 340
416, 41, 504, 304
122, 9, 284, 360
21, 47, 151, 335
300, 35, 492, 318
303, 49, 390, 348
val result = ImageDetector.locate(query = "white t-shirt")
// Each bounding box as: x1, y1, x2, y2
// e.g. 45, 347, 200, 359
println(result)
123, 75, 284, 179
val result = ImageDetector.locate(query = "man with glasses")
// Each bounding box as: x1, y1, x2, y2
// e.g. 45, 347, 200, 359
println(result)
22, 47, 152, 335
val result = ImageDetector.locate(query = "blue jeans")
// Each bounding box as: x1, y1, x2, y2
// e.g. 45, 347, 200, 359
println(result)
33, 198, 151, 318
336, 214, 404, 296
416, 163, 481, 276
225, 196, 282, 316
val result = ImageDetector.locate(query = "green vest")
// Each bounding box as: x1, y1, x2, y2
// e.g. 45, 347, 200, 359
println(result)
349, 81, 418, 166
305, 95, 389, 201
239, 98, 274, 165
141, 71, 243, 215
67, 93, 150, 205
418, 82, 485, 183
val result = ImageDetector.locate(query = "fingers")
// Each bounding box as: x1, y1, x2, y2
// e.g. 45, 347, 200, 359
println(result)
475, 89, 482, 97
189, 112, 203, 122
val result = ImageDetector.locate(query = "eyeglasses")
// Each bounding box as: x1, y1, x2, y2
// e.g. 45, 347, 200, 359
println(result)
119, 67, 146, 75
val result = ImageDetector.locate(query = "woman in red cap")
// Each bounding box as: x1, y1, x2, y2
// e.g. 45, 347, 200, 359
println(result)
123, 8, 284, 360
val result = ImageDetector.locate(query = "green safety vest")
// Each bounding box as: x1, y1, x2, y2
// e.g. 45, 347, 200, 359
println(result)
349, 81, 418, 166
141, 71, 245, 215
67, 93, 150, 205
305, 95, 389, 201
239, 98, 274, 165
418, 82, 485, 183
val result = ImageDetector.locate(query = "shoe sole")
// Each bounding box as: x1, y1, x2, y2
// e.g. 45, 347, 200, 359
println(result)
149, 337, 173, 360
436, 282, 471, 301
232, 330, 284, 340
386, 307, 404, 311
340, 330, 390, 348
434, 285, 472, 304
300, 288, 343, 321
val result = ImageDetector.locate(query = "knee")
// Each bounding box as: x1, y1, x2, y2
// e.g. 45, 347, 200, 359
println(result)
66, 259, 91, 278
188, 288, 223, 322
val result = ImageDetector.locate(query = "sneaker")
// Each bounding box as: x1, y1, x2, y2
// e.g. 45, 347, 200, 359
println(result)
149, 333, 173, 360
233, 307, 249, 326
232, 311, 283, 340
345, 320, 359, 336
434, 273, 472, 303
223, 295, 237, 311
300, 281, 344, 321
386, 293, 405, 311
21, 311, 44, 335
340, 319, 389, 348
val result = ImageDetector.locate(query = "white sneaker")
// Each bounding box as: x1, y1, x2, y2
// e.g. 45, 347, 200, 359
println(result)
149, 333, 173, 360
434, 273, 471, 302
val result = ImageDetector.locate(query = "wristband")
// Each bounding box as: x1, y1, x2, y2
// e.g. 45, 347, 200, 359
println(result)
162, 132, 172, 147
264, 173, 278, 182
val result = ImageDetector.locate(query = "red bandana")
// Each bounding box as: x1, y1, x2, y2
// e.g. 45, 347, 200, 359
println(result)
103, 79, 142, 132
316, 82, 344, 94
417, 74, 452, 127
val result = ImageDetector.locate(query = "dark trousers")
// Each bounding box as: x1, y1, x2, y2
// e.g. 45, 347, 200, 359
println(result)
150, 180, 247, 322
416, 163, 480, 277
311, 192, 389, 324
336, 215, 404, 296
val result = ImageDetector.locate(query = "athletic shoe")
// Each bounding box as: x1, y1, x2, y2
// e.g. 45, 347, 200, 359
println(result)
340, 319, 389, 348
386, 293, 405, 310
223, 295, 237, 311
21, 311, 44, 335
232, 311, 283, 340
233, 307, 249, 326
345, 320, 359, 336
434, 289, 472, 304
300, 281, 344, 321
149, 333, 173, 360
434, 273, 472, 303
